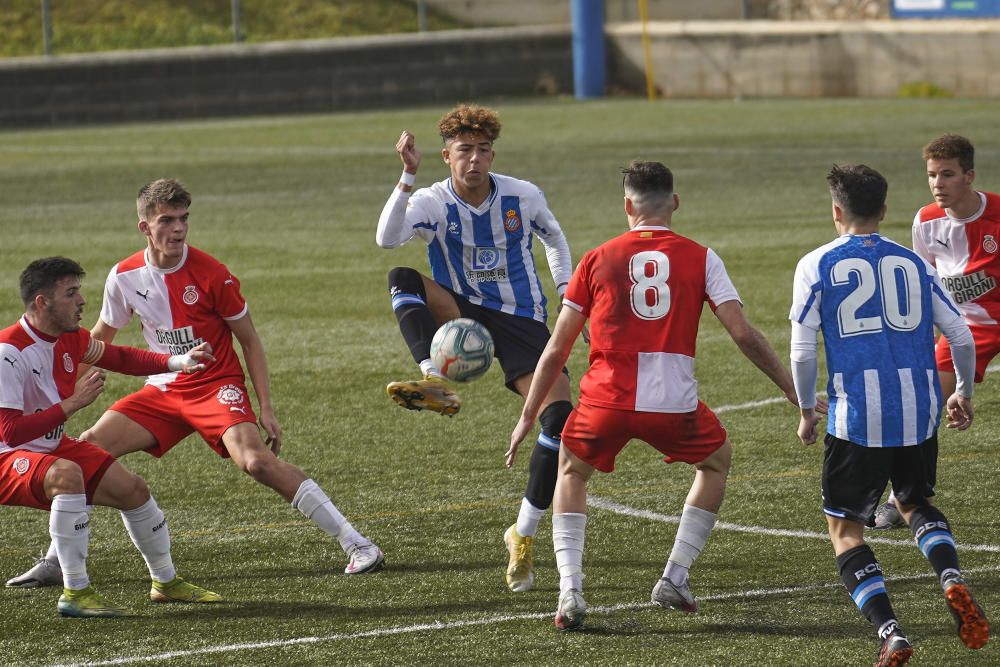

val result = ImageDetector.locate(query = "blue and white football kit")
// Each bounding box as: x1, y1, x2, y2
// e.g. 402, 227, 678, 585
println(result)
790, 234, 971, 447
377, 172, 573, 323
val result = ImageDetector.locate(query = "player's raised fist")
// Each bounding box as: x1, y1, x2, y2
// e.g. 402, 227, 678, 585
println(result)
396, 131, 421, 173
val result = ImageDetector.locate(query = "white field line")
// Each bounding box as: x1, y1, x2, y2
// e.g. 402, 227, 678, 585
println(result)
712, 362, 999, 415
48, 564, 1000, 667
587, 496, 1000, 554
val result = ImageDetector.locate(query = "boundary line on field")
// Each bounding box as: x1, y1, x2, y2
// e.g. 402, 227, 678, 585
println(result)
48, 565, 1000, 667
587, 496, 1000, 553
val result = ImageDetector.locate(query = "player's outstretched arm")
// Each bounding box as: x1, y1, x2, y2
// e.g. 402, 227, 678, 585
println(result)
376, 131, 423, 249
227, 312, 283, 453
508, 306, 585, 468
714, 300, 798, 407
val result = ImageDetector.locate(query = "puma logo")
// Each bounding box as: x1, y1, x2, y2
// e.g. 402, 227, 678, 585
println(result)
936, 237, 949, 248
136, 289, 150, 301
3, 357, 15, 367
32, 369, 41, 376
230, 406, 247, 414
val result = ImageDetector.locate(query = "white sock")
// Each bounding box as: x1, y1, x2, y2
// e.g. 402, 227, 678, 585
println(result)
49, 494, 89, 590
44, 504, 91, 565
552, 512, 587, 594
664, 504, 718, 585
887, 490, 897, 504
419, 359, 443, 378
516, 497, 546, 538
120, 497, 176, 583
292, 479, 366, 553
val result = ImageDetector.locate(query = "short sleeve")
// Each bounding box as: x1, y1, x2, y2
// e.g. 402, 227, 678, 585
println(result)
705, 249, 741, 309
213, 264, 248, 321
563, 252, 594, 317
100, 264, 134, 329
0, 345, 25, 411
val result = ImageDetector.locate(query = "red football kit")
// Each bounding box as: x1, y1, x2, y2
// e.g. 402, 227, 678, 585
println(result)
0, 318, 170, 508
100, 245, 258, 457
912, 191, 1000, 381
560, 226, 740, 472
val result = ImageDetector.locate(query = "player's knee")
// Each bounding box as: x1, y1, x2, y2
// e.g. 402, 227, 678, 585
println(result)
387, 266, 426, 300
696, 440, 732, 476
44, 459, 85, 497
240, 453, 278, 483
121, 474, 151, 507
539, 400, 572, 437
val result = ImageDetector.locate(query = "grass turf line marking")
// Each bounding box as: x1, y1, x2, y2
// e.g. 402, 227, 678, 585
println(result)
587, 496, 1000, 553
48, 565, 1000, 667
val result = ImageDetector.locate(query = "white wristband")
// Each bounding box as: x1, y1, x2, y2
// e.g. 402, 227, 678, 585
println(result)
399, 171, 416, 186
167, 353, 194, 372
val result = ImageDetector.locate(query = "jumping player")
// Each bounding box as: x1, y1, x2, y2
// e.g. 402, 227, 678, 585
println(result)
377, 104, 577, 592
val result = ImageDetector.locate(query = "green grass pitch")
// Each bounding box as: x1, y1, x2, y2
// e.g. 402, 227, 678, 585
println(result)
0, 98, 997, 666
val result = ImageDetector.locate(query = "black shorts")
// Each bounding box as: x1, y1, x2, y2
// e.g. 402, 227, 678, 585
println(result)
446, 288, 568, 392
822, 433, 937, 526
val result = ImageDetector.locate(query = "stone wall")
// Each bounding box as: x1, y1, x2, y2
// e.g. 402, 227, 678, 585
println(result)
0, 26, 573, 127
608, 20, 1000, 98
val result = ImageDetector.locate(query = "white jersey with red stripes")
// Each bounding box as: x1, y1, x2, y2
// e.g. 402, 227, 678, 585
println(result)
0, 318, 100, 454
563, 226, 741, 413
912, 191, 1000, 326
101, 244, 248, 390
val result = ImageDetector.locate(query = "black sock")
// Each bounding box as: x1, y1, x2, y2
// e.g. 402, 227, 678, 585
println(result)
524, 444, 559, 510
388, 267, 436, 364
909, 505, 961, 586
837, 544, 900, 639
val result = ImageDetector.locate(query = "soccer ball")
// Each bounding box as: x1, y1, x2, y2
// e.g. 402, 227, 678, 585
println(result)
430, 318, 494, 382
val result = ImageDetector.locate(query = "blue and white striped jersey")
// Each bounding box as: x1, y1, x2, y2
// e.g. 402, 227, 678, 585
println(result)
790, 234, 964, 447
382, 173, 572, 323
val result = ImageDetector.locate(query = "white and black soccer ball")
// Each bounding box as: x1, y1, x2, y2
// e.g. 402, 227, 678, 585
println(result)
430, 318, 494, 382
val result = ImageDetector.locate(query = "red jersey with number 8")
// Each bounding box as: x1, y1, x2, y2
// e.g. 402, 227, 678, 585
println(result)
563, 227, 740, 413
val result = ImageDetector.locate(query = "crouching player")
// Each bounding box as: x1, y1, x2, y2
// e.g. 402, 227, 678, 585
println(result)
0, 257, 220, 617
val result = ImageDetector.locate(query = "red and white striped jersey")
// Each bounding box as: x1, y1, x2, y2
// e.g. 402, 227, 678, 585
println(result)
563, 226, 740, 413
101, 244, 248, 389
912, 191, 1000, 326
0, 318, 100, 453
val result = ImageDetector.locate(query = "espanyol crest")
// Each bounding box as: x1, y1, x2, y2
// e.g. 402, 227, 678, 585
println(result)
983, 235, 998, 254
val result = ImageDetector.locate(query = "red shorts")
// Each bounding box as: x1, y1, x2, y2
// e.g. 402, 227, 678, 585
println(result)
108, 380, 258, 459
935, 324, 1000, 382
561, 401, 727, 473
0, 438, 115, 510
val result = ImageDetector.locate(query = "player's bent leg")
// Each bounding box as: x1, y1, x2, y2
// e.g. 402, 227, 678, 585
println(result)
223, 424, 385, 574
386, 269, 462, 416
80, 410, 160, 459
551, 447, 592, 618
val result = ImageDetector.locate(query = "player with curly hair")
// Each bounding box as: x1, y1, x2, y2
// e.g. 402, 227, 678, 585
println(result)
377, 104, 577, 592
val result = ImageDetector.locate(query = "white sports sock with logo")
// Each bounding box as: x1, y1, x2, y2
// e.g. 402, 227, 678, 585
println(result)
552, 512, 587, 594
44, 504, 92, 566
50, 494, 90, 590
120, 497, 176, 584
664, 504, 718, 584
292, 479, 366, 553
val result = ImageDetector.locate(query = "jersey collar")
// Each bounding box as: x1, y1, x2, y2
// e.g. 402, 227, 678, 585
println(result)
947, 191, 987, 225
144, 243, 190, 275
